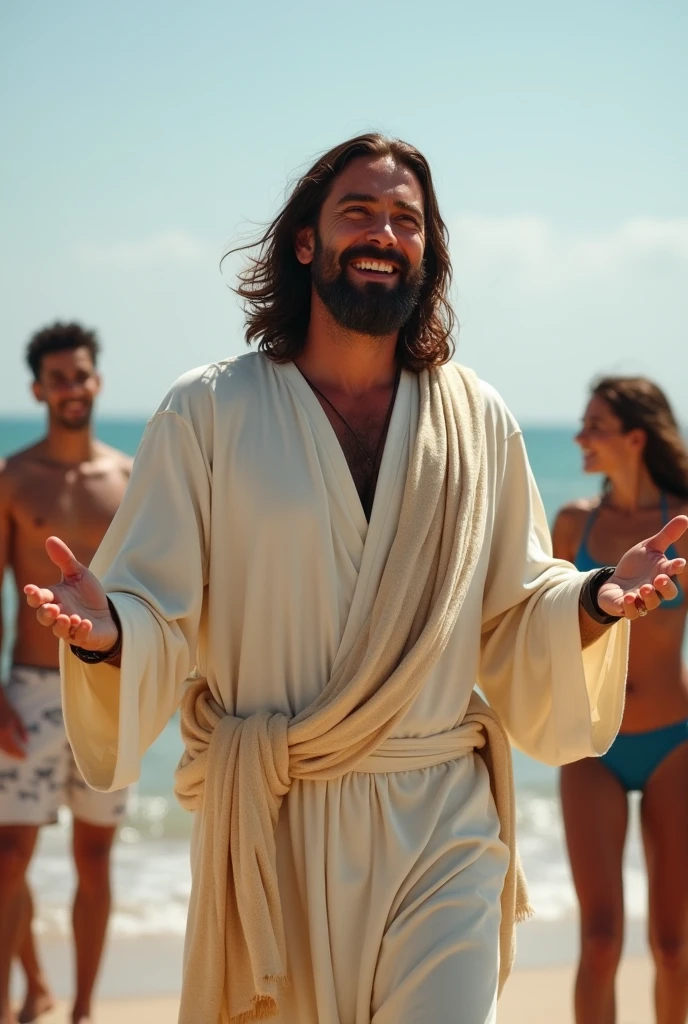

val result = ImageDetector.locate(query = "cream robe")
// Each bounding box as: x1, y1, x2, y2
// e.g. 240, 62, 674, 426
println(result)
61, 353, 629, 1024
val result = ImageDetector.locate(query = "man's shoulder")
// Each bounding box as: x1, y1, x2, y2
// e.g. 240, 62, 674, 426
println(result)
438, 363, 519, 445
156, 352, 264, 417
474, 375, 519, 442
553, 497, 599, 527
145, 353, 267, 456
92, 441, 134, 477
0, 441, 47, 503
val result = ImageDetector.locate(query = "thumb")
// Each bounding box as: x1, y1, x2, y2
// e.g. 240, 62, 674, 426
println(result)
647, 515, 688, 554
45, 536, 85, 579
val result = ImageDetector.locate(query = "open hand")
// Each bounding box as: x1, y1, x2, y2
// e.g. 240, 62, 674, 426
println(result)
597, 515, 687, 620
23, 536, 118, 651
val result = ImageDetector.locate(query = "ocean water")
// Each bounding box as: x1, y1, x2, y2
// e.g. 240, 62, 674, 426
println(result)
0, 415, 674, 938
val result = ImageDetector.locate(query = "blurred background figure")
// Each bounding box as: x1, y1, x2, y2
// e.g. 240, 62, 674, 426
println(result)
553, 377, 688, 1024
0, 323, 132, 1024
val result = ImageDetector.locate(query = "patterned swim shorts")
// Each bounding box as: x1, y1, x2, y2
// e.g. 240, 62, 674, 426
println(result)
0, 665, 129, 827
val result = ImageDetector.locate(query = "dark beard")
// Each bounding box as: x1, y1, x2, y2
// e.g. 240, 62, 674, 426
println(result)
53, 404, 93, 431
311, 237, 425, 337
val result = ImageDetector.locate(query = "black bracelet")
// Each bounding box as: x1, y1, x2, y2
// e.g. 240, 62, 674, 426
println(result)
69, 598, 123, 664
579, 566, 620, 625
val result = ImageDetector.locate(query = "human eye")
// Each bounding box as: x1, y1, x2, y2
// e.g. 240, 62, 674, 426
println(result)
397, 213, 420, 228
344, 206, 370, 218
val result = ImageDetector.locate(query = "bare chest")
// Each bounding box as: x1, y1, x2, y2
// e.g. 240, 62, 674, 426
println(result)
317, 399, 392, 500
10, 466, 125, 566
585, 507, 677, 565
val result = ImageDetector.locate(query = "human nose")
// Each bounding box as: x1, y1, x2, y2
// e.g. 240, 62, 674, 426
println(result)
365, 213, 398, 247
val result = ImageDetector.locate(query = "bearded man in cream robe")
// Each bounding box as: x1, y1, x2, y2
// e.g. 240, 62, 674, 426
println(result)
24, 134, 686, 1024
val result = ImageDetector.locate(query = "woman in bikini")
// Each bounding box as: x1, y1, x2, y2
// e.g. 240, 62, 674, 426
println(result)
553, 376, 688, 1024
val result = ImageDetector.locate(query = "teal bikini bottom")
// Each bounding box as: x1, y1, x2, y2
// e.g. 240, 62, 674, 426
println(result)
600, 720, 688, 792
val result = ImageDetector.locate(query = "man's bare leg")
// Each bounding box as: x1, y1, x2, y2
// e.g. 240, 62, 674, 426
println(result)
0, 826, 40, 1024
70, 820, 116, 1024
16, 883, 55, 1023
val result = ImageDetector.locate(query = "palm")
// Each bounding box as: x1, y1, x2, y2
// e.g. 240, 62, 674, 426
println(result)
597, 515, 688, 618
24, 536, 117, 651
50, 572, 111, 632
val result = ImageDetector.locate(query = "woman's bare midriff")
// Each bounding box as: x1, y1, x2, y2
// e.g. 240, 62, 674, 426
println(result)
619, 608, 688, 732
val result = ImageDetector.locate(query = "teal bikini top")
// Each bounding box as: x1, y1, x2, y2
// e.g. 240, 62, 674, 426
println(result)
573, 493, 684, 609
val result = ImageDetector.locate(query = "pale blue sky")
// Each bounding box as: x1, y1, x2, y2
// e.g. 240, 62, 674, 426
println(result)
2, 0, 686, 422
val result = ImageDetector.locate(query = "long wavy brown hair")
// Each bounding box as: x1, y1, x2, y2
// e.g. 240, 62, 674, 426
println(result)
592, 376, 688, 499
226, 133, 456, 372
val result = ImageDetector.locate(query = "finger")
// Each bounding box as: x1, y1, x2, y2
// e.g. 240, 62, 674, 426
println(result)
623, 593, 640, 620
662, 557, 686, 578
52, 613, 77, 639
646, 515, 688, 553
45, 536, 85, 580
24, 584, 56, 608
638, 584, 661, 612
654, 574, 679, 602
67, 614, 85, 639
71, 620, 93, 646
36, 603, 61, 627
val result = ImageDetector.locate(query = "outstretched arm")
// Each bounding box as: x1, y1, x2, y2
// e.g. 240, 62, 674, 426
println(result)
23, 405, 211, 791
478, 430, 630, 765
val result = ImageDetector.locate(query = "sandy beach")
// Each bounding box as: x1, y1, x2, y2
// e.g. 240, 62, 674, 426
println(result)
15, 961, 655, 1024
31, 959, 654, 1024
499, 956, 654, 1024
22, 998, 181, 1024
11, 917, 657, 1023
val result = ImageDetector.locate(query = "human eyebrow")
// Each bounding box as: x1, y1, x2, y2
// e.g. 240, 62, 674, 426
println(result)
335, 192, 424, 222
335, 192, 378, 206
393, 199, 424, 220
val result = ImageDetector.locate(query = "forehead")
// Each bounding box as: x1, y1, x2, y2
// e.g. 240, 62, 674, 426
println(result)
40, 346, 95, 375
584, 395, 617, 421
326, 154, 424, 210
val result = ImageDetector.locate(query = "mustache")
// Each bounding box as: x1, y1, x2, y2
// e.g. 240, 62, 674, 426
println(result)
340, 245, 411, 276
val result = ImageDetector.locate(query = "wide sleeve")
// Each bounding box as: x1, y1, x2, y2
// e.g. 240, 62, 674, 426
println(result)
60, 403, 211, 791
478, 428, 629, 766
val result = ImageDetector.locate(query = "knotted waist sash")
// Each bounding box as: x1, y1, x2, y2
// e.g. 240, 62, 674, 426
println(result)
174, 681, 530, 1024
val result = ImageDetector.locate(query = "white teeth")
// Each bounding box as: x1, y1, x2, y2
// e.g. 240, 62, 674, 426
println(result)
352, 260, 395, 274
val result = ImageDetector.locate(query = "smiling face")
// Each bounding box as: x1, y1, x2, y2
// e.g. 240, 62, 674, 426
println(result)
295, 154, 427, 336
32, 347, 101, 430
575, 394, 645, 475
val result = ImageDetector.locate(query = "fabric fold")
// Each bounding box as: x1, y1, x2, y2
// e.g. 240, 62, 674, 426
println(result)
174, 364, 515, 1023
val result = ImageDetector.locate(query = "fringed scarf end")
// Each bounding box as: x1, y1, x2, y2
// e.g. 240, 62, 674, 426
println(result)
516, 901, 535, 924
230, 976, 289, 1023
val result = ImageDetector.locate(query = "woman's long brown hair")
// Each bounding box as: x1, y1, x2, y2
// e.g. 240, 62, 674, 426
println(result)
224, 133, 456, 372
593, 376, 688, 499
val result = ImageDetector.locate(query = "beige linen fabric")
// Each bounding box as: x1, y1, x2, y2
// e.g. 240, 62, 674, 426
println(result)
173, 362, 512, 1022
60, 353, 630, 1024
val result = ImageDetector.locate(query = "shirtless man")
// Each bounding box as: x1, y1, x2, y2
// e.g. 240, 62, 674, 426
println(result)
0, 323, 132, 1024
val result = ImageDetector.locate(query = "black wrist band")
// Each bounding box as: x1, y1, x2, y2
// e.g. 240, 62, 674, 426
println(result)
579, 566, 619, 625
70, 598, 122, 664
